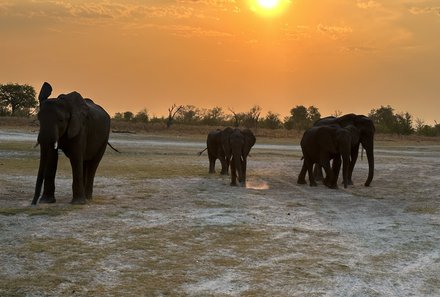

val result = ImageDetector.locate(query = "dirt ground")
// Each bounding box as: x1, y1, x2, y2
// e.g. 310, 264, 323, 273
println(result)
0, 129, 439, 296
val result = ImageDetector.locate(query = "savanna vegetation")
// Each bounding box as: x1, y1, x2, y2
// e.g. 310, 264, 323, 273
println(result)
1, 83, 439, 136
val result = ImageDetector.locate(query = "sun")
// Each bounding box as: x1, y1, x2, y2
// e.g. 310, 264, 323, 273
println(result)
250, 0, 289, 17
257, 0, 280, 9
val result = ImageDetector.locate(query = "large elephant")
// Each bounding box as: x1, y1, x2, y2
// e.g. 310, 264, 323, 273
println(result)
314, 113, 375, 186
297, 125, 353, 188
199, 129, 229, 175
221, 128, 256, 186
31, 82, 111, 205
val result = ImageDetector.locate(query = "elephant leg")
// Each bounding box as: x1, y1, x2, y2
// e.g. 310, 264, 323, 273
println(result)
297, 161, 308, 185
40, 150, 58, 203
84, 160, 100, 200
348, 144, 359, 185
70, 158, 86, 204
230, 157, 238, 186
208, 154, 216, 174
314, 164, 324, 182
322, 158, 337, 189
219, 156, 228, 175
306, 159, 317, 187
84, 144, 107, 200
240, 157, 247, 186
331, 157, 341, 188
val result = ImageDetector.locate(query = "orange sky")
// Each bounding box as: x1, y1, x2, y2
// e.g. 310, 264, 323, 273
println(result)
1, 0, 439, 123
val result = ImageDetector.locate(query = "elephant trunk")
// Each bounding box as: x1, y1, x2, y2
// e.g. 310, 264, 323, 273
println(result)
364, 144, 374, 186
234, 153, 245, 186
31, 145, 47, 205
32, 144, 58, 204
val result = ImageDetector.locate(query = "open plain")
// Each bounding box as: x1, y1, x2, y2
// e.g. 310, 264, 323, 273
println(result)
0, 128, 439, 296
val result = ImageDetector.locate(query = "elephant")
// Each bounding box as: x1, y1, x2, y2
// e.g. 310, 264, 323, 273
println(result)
203, 129, 229, 175
313, 113, 375, 186
297, 125, 353, 188
31, 82, 111, 205
221, 128, 256, 186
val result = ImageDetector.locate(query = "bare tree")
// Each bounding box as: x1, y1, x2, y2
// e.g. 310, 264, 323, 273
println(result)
332, 109, 343, 117
228, 108, 243, 127
166, 104, 183, 128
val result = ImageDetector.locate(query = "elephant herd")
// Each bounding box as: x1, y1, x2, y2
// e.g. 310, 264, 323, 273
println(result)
203, 113, 375, 190
198, 127, 256, 186
297, 114, 375, 189
31, 82, 375, 206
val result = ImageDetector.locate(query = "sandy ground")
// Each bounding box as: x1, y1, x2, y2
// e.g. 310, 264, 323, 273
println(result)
0, 130, 439, 296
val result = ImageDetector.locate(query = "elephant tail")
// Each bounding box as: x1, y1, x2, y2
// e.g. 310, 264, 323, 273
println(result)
198, 147, 207, 156
107, 142, 121, 153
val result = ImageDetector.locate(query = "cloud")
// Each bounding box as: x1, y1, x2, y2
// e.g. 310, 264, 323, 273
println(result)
357, 1, 380, 9
281, 25, 311, 41
408, 6, 440, 16
317, 24, 353, 40
129, 23, 234, 39
0, 1, 202, 23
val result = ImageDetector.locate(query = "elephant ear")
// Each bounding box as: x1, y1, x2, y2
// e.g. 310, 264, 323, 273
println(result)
38, 82, 52, 106
60, 91, 89, 139
242, 129, 256, 156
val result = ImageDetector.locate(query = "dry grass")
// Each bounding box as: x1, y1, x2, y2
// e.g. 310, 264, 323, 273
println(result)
0, 124, 439, 296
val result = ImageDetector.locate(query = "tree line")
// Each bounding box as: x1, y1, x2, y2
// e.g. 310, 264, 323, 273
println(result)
1, 83, 439, 136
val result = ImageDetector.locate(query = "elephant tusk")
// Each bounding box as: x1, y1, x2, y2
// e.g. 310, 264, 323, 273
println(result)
54, 141, 58, 150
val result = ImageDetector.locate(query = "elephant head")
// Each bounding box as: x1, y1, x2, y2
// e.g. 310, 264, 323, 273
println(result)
338, 114, 375, 186
223, 128, 256, 186
32, 82, 89, 205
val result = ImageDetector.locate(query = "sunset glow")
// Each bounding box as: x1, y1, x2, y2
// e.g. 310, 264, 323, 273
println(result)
1, 1, 439, 124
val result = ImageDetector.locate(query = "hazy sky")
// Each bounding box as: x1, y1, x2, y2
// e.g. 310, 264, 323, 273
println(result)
1, 0, 439, 123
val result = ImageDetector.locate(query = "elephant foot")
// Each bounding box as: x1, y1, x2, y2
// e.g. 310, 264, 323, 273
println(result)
71, 198, 87, 205
309, 181, 318, 187
209, 170, 215, 174
343, 180, 354, 186
39, 196, 56, 203
327, 184, 339, 189
297, 179, 307, 185
220, 171, 228, 175
230, 182, 238, 186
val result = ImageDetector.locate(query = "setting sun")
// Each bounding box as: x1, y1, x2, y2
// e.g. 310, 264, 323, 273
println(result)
258, 0, 279, 9
250, 0, 288, 17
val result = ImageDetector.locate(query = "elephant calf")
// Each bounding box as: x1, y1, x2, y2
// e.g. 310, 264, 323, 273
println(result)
297, 125, 352, 189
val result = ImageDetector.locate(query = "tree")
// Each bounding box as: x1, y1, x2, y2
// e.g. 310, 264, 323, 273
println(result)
0, 83, 37, 116
167, 104, 183, 128
284, 105, 320, 131
123, 111, 134, 121
176, 105, 201, 124
201, 106, 226, 126
260, 111, 282, 129
394, 112, 414, 135
368, 105, 396, 133
242, 105, 262, 128
134, 108, 149, 123
307, 106, 321, 123
113, 112, 123, 120
228, 108, 245, 127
